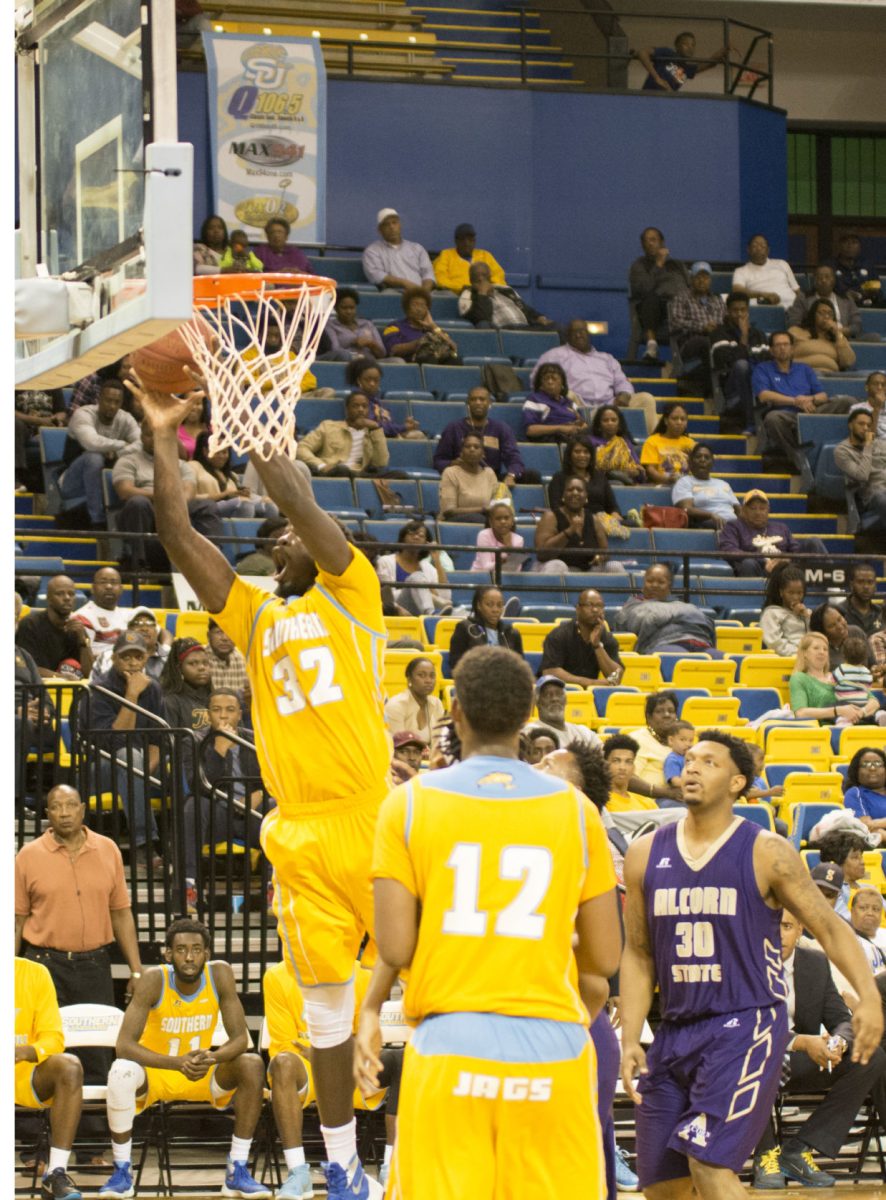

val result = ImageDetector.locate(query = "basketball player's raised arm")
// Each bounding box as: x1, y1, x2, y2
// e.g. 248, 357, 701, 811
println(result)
130, 382, 235, 613
619, 836, 657, 1102
755, 832, 884, 1063
247, 450, 352, 576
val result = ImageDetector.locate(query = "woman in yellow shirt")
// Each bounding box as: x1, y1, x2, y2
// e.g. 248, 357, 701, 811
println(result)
639, 403, 695, 485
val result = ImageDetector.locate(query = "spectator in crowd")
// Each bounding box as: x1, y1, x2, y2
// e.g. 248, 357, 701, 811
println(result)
375, 520, 454, 616
830, 232, 878, 305
662, 719, 695, 789
112, 419, 223, 573
589, 404, 645, 483
788, 298, 857, 373
613, 563, 719, 655
668, 261, 726, 395
88, 630, 165, 861
15, 592, 54, 802
809, 600, 880, 677
843, 745, 886, 834
470, 499, 528, 572
523, 727, 560, 763
525, 675, 601, 749
392, 730, 425, 774
788, 631, 873, 726
70, 567, 131, 650
16, 574, 94, 678
100, 920, 270, 1200
207, 618, 249, 697
628, 227, 690, 363
381, 288, 460, 363
719, 488, 813, 576
158, 637, 212, 733
457, 261, 554, 330
672, 442, 741, 529
59, 378, 140, 529
124, 608, 171, 682
234, 515, 289, 576
362, 208, 434, 291
760, 563, 810, 656
548, 434, 620, 514
14, 955, 85, 1200
296, 390, 392, 477
838, 559, 884, 637
602, 734, 657, 812
845, 887, 886, 971
193, 213, 228, 275
533, 476, 620, 574
832, 630, 882, 726
752, 908, 886, 1190
69, 357, 136, 416
538, 588, 624, 687
15, 386, 67, 490
326, 288, 388, 360
254, 216, 313, 275
434, 386, 538, 485
639, 402, 695, 484
433, 222, 506, 293
384, 655, 446, 751
344, 359, 424, 438
625, 690, 680, 791
787, 264, 864, 339
240, 322, 328, 399
439, 432, 504, 521
534, 318, 658, 433
181, 690, 266, 907
15, 783, 144, 1172
448, 586, 524, 673
834, 403, 886, 537
732, 234, 802, 308
192, 433, 277, 518
637, 30, 729, 93
710, 291, 770, 434
818, 826, 872, 918
218, 229, 263, 273
176, 393, 210, 460
807, 861, 845, 912
521, 363, 587, 442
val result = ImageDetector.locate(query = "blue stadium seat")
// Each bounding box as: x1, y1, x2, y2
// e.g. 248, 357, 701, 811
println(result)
814, 444, 848, 504
499, 330, 560, 364
790, 803, 840, 850
436, 523, 482, 569
763, 763, 813, 789
354, 478, 422, 517
734, 805, 775, 832
611, 485, 671, 512
363, 520, 413, 547
431, 294, 461, 321
379, 364, 425, 392
515, 443, 561, 480
651, 529, 720, 556
409, 400, 470, 438
589, 685, 640, 717
658, 652, 710, 682
310, 362, 347, 390
671, 687, 712, 713
748, 306, 786, 333
447, 570, 484, 608
450, 330, 502, 358
297, 398, 343, 431
731, 687, 783, 722
511, 483, 547, 513
310, 477, 365, 518
306, 256, 366, 283
620, 408, 647, 441
385, 440, 438, 479
421, 365, 483, 398
525, 651, 543, 676
848, 343, 886, 372
489, 404, 525, 438
37, 426, 82, 514
797, 414, 851, 472
220, 518, 263, 565
521, 604, 573, 620
560, 573, 632, 606
820, 376, 865, 398
860, 309, 886, 337
355, 292, 404, 320
502, 572, 566, 605
419, 480, 440, 513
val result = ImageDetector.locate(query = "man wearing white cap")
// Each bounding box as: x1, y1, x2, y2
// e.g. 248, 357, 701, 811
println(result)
668, 262, 726, 396
361, 209, 434, 291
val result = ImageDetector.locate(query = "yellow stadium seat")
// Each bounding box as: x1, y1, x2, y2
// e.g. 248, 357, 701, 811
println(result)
619, 655, 664, 691
717, 725, 759, 745
430, 617, 461, 651
175, 610, 210, 641
860, 851, 886, 895
442, 683, 455, 711
778, 773, 844, 816
715, 626, 764, 654
765, 727, 832, 766
838, 726, 886, 761
563, 691, 596, 729
87, 792, 118, 812
383, 616, 427, 646
680, 697, 742, 727
613, 631, 637, 652
603, 692, 648, 727
383, 649, 442, 698
513, 622, 558, 653
672, 659, 737, 696
738, 655, 796, 702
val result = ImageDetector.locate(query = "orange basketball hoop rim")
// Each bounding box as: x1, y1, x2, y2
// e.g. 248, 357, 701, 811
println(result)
192, 271, 337, 307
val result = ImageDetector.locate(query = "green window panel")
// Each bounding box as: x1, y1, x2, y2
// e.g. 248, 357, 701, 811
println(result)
788, 132, 817, 215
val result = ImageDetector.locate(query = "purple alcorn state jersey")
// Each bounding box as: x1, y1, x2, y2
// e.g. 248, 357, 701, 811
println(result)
644, 818, 788, 1021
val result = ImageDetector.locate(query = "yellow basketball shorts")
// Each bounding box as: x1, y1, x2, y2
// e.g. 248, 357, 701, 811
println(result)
135, 1065, 236, 1114
268, 1050, 387, 1112
15, 1060, 50, 1109
261, 801, 379, 987
387, 1017, 604, 1200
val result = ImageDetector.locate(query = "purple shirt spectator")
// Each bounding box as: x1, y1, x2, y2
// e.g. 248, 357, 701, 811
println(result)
326, 316, 386, 358
381, 318, 426, 357
433, 416, 526, 480
254, 243, 314, 274
521, 392, 583, 438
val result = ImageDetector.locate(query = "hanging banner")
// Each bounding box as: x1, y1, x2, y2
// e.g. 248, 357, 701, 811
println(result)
203, 32, 326, 245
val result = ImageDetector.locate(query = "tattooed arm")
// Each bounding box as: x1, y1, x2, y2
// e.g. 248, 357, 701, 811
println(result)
619, 835, 657, 1101
754, 832, 883, 1063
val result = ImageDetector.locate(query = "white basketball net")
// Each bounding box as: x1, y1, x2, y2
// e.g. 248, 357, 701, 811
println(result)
179, 277, 335, 461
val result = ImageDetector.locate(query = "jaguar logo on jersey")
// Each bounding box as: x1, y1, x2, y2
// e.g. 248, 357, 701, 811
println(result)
231, 137, 305, 167
476, 772, 516, 789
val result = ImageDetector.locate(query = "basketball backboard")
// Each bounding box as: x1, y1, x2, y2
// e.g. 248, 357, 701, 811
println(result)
15, 0, 193, 388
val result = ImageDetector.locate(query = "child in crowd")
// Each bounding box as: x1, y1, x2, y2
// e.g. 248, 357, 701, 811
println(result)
220, 229, 263, 272
663, 720, 695, 789
833, 631, 878, 726
746, 742, 785, 802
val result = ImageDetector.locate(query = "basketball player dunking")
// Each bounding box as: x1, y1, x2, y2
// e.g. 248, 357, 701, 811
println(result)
135, 380, 390, 1200
620, 731, 882, 1200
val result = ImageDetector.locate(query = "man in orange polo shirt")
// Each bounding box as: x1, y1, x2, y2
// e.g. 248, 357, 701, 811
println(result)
15, 784, 144, 1163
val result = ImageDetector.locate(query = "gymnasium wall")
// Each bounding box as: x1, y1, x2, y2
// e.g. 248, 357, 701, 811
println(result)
178, 73, 787, 353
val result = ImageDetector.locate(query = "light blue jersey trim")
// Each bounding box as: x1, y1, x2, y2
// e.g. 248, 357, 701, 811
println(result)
246, 596, 276, 660
427, 756, 570, 801
411, 1013, 587, 1062
314, 583, 386, 639
166, 964, 208, 1005
404, 780, 415, 849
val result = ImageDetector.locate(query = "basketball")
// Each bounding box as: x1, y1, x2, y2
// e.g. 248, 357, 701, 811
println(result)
131, 316, 215, 393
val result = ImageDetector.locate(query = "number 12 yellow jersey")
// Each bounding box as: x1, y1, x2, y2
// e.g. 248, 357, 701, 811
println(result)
373, 755, 616, 1026
214, 547, 390, 817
